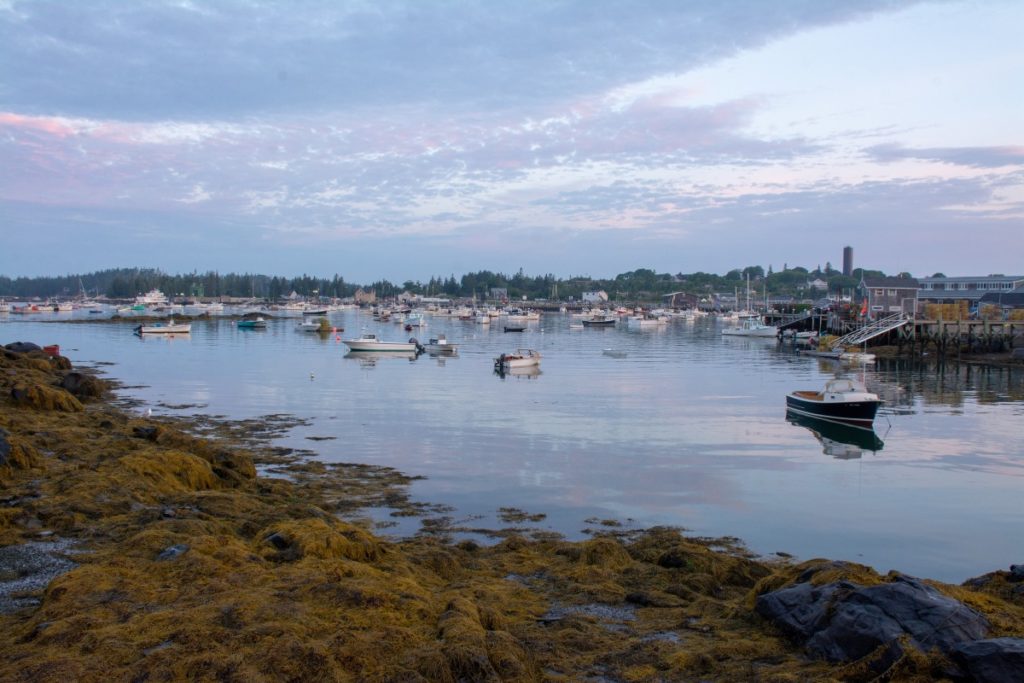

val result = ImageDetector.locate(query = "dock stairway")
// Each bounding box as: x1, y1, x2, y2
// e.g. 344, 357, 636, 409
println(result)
828, 313, 910, 350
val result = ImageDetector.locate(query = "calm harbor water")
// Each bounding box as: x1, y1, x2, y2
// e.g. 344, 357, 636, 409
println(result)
4, 310, 1022, 583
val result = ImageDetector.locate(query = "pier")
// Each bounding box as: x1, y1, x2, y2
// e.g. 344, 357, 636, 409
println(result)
771, 313, 1021, 358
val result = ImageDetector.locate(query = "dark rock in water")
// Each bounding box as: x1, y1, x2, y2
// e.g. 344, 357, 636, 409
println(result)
1010, 564, 1024, 582
4, 342, 41, 353
756, 574, 990, 668
59, 372, 105, 398
156, 544, 190, 561
951, 637, 1024, 683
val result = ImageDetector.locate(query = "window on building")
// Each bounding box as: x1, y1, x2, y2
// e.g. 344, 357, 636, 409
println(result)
887, 289, 897, 296
875, 289, 883, 297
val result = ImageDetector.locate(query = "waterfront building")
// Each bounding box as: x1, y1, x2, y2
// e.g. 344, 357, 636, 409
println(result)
917, 275, 1024, 304
353, 288, 377, 304
582, 290, 609, 304
978, 285, 1024, 312
858, 275, 919, 317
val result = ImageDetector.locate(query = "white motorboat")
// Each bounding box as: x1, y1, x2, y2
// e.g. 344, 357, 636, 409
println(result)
134, 320, 191, 335
342, 333, 422, 353
296, 319, 328, 332
626, 314, 668, 327
135, 289, 169, 305
424, 334, 458, 355
494, 348, 541, 371
722, 317, 778, 337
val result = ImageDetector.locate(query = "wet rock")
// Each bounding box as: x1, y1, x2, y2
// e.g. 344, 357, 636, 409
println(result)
156, 544, 190, 561
4, 342, 41, 354
265, 532, 291, 550
132, 425, 163, 441
755, 574, 990, 668
1009, 564, 1024, 582
0, 428, 10, 465
951, 638, 1024, 683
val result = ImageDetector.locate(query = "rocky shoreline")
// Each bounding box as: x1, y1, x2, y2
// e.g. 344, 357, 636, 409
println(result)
1, 341, 1022, 681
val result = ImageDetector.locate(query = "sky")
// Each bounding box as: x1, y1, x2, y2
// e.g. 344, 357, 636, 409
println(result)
1, 0, 1022, 283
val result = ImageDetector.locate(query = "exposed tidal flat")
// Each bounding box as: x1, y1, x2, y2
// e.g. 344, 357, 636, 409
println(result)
1, 313, 1024, 681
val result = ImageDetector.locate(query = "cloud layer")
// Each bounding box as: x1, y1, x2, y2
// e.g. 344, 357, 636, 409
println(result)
1, 0, 1022, 279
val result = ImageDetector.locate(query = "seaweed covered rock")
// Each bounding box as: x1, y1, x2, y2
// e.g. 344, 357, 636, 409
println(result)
10, 383, 83, 412
258, 517, 385, 562
138, 426, 256, 487
0, 427, 41, 481
58, 372, 106, 399
755, 573, 990, 669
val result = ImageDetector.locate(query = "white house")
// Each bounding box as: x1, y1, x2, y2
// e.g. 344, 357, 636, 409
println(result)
582, 290, 609, 304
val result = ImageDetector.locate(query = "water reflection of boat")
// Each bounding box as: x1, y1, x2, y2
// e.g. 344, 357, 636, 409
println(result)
786, 410, 884, 458
495, 366, 541, 380
344, 350, 419, 365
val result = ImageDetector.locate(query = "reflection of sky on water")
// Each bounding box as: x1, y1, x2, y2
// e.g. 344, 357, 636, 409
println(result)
4, 312, 1022, 583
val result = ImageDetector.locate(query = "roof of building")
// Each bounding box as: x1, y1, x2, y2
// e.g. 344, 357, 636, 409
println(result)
919, 275, 1024, 284
978, 290, 1024, 306
861, 276, 920, 288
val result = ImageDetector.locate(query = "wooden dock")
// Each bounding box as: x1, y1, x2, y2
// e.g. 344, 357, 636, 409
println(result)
896, 319, 1022, 357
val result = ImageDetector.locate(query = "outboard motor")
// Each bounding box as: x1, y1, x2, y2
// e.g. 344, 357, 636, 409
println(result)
409, 337, 425, 354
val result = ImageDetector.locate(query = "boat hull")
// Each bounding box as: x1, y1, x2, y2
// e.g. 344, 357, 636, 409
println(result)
785, 394, 880, 426
135, 325, 191, 334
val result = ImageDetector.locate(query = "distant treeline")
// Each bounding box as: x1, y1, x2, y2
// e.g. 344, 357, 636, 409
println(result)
0, 265, 892, 302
